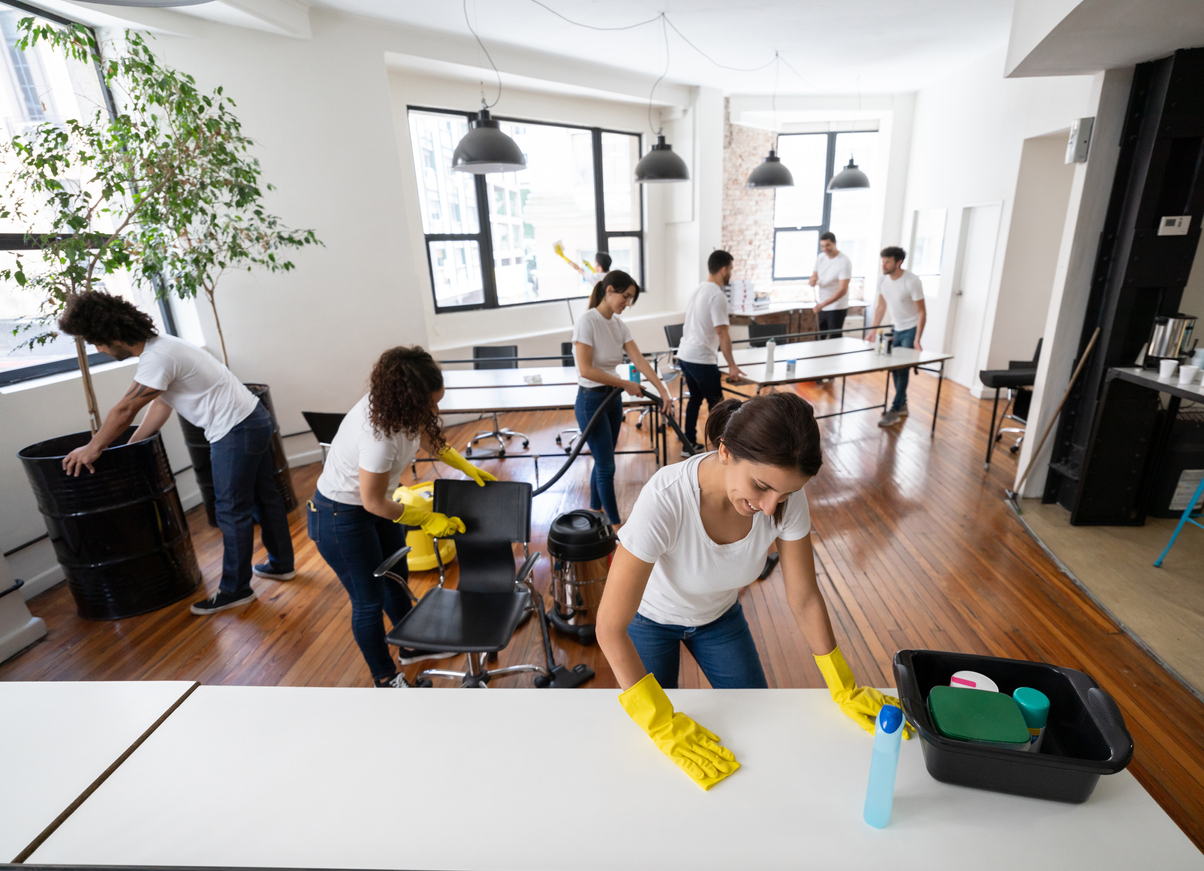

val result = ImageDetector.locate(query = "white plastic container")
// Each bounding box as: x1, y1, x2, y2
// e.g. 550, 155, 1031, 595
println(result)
764, 337, 776, 373
949, 670, 999, 692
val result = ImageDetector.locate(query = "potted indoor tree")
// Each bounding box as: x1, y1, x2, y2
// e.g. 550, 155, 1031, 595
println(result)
2, 20, 311, 616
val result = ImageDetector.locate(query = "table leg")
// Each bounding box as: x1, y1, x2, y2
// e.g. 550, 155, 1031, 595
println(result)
840, 376, 846, 414
1154, 474, 1204, 567
884, 371, 891, 411
985, 385, 1000, 469
932, 360, 945, 437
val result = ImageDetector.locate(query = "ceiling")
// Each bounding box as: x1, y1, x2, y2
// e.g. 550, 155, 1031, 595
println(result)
305, 0, 1015, 95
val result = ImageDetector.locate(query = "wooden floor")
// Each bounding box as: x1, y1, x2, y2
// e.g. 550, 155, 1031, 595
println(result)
4, 368, 1204, 851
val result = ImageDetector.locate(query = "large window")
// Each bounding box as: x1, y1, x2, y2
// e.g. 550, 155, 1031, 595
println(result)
408, 107, 643, 313
0, 1, 169, 386
772, 130, 880, 287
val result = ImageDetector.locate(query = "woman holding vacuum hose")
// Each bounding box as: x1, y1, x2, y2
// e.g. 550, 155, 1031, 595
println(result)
596, 393, 910, 789
572, 270, 669, 529
309, 346, 496, 688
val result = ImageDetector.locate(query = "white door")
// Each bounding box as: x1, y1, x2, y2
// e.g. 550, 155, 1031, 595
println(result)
947, 202, 1002, 388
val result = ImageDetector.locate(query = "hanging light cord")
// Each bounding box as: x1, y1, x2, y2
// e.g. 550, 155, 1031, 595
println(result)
647, 13, 670, 137
464, 0, 503, 109
527, 0, 662, 31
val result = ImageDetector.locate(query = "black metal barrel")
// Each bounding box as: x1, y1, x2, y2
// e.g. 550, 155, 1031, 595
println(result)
18, 428, 202, 620
178, 382, 299, 527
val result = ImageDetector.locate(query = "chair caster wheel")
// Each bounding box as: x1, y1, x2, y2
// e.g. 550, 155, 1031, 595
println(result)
636, 422, 643, 430
564, 447, 571, 454
994, 434, 1002, 442
487, 651, 498, 663
415, 678, 433, 688
555, 436, 562, 445
1010, 445, 1020, 454
465, 447, 473, 457
534, 674, 552, 688
522, 441, 529, 449
497, 448, 506, 457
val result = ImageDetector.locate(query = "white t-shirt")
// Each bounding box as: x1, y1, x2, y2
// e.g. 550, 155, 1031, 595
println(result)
877, 271, 925, 331
573, 307, 633, 388
134, 334, 258, 443
814, 252, 853, 311
315, 394, 420, 506
621, 452, 812, 626
677, 281, 731, 365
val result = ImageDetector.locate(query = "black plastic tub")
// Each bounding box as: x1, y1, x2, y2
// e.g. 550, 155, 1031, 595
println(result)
178, 382, 298, 527
893, 649, 1133, 803
18, 428, 202, 620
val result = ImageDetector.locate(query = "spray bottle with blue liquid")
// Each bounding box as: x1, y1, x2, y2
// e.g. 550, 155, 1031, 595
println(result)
863, 704, 904, 828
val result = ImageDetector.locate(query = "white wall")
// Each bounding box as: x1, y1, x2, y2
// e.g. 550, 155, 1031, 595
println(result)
899, 44, 1096, 393
985, 132, 1077, 369
1016, 67, 1132, 497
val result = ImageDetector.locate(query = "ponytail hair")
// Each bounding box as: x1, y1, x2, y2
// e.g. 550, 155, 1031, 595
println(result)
589, 269, 640, 309
704, 393, 822, 522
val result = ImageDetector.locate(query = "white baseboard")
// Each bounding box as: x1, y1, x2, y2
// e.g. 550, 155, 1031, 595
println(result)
286, 448, 323, 468
8, 539, 66, 601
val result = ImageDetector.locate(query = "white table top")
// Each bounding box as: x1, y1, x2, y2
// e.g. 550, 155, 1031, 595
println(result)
1113, 366, 1204, 401
729, 298, 868, 317
725, 336, 872, 367
739, 347, 953, 387
29, 686, 1202, 870
438, 383, 658, 415
1, 680, 197, 862
442, 366, 580, 388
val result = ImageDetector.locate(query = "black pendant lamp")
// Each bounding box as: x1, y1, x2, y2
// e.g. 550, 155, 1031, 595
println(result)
746, 149, 793, 188
452, 105, 526, 175
635, 133, 690, 184
827, 156, 870, 191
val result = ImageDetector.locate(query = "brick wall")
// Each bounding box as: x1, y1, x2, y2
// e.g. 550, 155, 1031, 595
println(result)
720, 98, 776, 292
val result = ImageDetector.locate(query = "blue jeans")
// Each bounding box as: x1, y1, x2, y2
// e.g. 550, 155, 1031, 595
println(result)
890, 327, 917, 411
309, 490, 412, 681
678, 359, 724, 446
626, 601, 768, 689
209, 401, 294, 595
574, 387, 624, 524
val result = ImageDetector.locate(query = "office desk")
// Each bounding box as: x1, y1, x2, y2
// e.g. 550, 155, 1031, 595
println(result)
441, 366, 580, 389
1, 680, 197, 862
724, 336, 872, 368
28, 686, 1202, 870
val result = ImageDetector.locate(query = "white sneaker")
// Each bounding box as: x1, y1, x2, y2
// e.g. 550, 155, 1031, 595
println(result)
877, 410, 902, 427
375, 673, 412, 688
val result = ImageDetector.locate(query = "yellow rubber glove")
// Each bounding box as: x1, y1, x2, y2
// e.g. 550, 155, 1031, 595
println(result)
815, 646, 915, 739
393, 488, 466, 537
618, 674, 740, 790
437, 446, 498, 487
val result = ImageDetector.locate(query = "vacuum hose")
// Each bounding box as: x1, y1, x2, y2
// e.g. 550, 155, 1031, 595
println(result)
532, 386, 699, 498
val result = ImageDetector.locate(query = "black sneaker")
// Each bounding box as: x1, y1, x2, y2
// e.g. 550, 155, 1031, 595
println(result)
252, 562, 296, 581
397, 648, 457, 666
190, 588, 257, 615
375, 673, 412, 688
680, 443, 705, 457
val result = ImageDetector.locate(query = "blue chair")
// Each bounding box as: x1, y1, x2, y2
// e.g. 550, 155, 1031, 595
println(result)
1154, 475, 1204, 567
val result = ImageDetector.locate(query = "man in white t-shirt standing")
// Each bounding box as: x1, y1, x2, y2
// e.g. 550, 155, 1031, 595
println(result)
809, 232, 852, 340
675, 250, 746, 455
59, 291, 295, 615
865, 246, 926, 427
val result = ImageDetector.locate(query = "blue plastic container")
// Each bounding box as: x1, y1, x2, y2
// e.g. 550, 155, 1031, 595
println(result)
863, 705, 904, 828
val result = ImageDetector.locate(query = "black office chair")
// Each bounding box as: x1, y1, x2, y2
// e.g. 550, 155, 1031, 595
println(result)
383, 480, 552, 688
467, 345, 529, 457
556, 341, 582, 453
661, 323, 687, 425
301, 411, 346, 463
748, 322, 788, 348
979, 338, 1042, 470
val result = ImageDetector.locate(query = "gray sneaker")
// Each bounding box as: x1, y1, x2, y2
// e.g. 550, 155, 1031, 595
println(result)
897, 404, 909, 417
877, 410, 902, 427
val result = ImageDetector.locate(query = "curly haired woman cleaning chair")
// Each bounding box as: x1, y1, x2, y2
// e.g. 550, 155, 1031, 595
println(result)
309, 346, 496, 688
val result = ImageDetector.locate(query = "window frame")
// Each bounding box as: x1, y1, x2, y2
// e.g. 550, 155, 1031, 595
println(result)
0, 0, 177, 388
771, 131, 837, 282
408, 105, 645, 314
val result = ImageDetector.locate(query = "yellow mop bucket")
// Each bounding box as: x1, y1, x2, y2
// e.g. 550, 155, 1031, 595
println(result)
392, 482, 457, 572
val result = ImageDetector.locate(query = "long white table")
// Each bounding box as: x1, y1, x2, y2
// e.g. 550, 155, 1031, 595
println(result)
27, 686, 1202, 870
725, 335, 874, 368
1, 680, 197, 863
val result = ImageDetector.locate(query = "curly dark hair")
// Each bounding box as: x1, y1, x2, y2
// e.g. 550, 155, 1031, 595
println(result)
367, 345, 446, 451
58, 290, 158, 346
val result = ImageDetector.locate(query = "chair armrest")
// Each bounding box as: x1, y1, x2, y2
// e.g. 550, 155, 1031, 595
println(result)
516, 551, 542, 584
374, 545, 419, 603
374, 545, 412, 580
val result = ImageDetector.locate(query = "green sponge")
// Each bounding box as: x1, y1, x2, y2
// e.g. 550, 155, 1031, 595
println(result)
929, 685, 1031, 746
